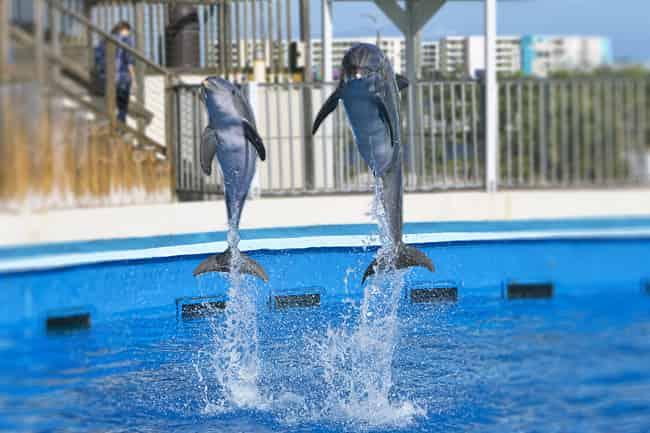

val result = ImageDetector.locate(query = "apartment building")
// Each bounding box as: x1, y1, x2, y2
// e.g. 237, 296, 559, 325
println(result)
311, 36, 404, 78
521, 35, 613, 76
420, 40, 440, 77
213, 34, 614, 80
439, 36, 521, 78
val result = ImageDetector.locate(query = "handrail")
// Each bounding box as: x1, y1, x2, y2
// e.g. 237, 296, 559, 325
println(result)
9, 23, 164, 152
10, 25, 91, 82
46, 0, 176, 80
10, 24, 154, 122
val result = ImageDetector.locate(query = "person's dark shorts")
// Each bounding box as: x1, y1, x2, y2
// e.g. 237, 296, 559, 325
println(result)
116, 81, 131, 114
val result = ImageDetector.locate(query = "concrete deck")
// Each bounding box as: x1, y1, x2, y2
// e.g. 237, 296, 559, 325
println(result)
2, 188, 650, 247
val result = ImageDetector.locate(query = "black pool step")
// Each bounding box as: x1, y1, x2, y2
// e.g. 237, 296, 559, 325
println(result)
643, 279, 650, 294
46, 310, 91, 333
176, 296, 226, 320
505, 282, 554, 300
410, 287, 458, 303
274, 293, 321, 309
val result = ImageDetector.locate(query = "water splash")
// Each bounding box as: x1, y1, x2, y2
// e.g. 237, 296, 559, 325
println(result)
194, 180, 423, 428
197, 225, 266, 413
311, 179, 423, 428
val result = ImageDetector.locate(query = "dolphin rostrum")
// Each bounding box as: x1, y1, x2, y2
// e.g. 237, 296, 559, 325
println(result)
193, 77, 268, 282
312, 43, 434, 283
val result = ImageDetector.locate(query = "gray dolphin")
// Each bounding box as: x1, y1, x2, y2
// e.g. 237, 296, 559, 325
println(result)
312, 43, 434, 283
193, 77, 268, 282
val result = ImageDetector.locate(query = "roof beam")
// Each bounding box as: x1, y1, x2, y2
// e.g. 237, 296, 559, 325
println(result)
373, 0, 407, 34
414, 0, 446, 33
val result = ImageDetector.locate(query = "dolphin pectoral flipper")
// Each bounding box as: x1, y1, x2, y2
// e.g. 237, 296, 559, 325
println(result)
242, 120, 267, 161
395, 74, 409, 91
374, 95, 396, 146
193, 248, 269, 282
200, 127, 219, 175
312, 89, 341, 135
361, 243, 435, 284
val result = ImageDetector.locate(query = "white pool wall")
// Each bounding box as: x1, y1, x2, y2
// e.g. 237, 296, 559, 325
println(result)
2, 188, 650, 247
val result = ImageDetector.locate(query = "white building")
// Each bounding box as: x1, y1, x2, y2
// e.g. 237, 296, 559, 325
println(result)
420, 40, 440, 77
311, 36, 404, 78
215, 34, 614, 80
439, 36, 521, 78
521, 35, 613, 77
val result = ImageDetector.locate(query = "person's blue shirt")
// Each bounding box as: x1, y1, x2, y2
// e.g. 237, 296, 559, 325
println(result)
94, 35, 134, 85
115, 35, 134, 84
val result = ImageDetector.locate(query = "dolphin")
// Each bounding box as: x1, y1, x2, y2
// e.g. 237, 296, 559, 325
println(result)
312, 43, 434, 283
193, 77, 268, 282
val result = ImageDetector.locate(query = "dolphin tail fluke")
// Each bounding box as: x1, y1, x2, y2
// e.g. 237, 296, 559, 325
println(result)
193, 248, 269, 282
361, 244, 434, 284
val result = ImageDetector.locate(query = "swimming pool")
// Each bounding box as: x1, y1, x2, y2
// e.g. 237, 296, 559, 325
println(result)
1, 218, 650, 432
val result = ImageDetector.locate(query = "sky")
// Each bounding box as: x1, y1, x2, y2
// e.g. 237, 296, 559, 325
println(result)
319, 0, 650, 62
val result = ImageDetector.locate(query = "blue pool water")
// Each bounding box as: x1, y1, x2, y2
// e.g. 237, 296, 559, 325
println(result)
1, 218, 650, 432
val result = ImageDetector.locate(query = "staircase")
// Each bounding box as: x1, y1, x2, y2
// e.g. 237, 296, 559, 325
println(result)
1, 0, 180, 211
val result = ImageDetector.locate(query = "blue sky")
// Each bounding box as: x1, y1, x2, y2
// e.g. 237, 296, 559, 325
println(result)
319, 0, 650, 62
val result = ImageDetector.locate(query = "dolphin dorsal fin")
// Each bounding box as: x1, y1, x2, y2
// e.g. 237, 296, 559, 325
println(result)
312, 88, 341, 135
200, 127, 218, 175
242, 119, 267, 161
374, 95, 396, 147
395, 74, 409, 91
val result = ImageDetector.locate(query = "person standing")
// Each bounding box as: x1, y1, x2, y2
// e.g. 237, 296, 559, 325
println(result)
113, 21, 136, 123
94, 21, 137, 123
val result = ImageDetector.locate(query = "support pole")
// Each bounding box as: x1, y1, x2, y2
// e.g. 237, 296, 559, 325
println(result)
321, 0, 332, 82
135, 3, 146, 140
242, 0, 248, 70
404, 0, 418, 181
49, 1, 62, 83
165, 73, 176, 201
34, 0, 46, 84
267, 0, 273, 81
235, 0, 241, 77
300, 0, 314, 190
251, 0, 257, 60
373, 0, 445, 186
225, 0, 232, 79
285, 0, 292, 80
275, 0, 282, 81
485, 0, 498, 192
105, 41, 117, 127
84, 1, 94, 72
0, 0, 10, 82
244, 81, 261, 196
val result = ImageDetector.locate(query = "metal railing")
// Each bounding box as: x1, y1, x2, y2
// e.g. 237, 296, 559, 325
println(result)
496, 79, 648, 187
87, 0, 302, 81
1, 0, 182, 209
173, 77, 649, 199
407, 81, 484, 189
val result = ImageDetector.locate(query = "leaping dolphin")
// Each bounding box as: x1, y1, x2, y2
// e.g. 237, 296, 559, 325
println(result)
193, 77, 268, 282
312, 43, 434, 283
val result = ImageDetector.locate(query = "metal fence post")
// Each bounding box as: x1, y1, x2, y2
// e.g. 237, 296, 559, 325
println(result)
34, 0, 46, 85
165, 74, 177, 200
83, 1, 94, 70
134, 3, 146, 143
300, 0, 314, 191
245, 80, 262, 197
321, 0, 333, 82
49, 0, 62, 83
484, 0, 499, 192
